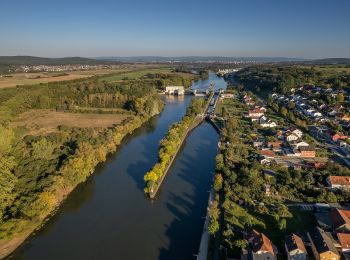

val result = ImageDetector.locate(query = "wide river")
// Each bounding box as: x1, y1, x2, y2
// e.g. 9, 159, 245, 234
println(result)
10, 72, 226, 260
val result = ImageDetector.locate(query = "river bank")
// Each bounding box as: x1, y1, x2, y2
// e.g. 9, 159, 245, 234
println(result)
148, 114, 205, 198
145, 95, 213, 198
0, 112, 162, 259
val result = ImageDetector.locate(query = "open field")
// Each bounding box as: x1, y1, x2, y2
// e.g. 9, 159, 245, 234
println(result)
11, 109, 130, 135
0, 64, 171, 88
99, 67, 173, 82
297, 65, 350, 73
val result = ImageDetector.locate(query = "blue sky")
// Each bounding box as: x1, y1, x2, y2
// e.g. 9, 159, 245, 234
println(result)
1, 0, 349, 58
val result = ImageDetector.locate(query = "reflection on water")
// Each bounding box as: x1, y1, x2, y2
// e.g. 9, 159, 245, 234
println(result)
161, 94, 185, 103
191, 71, 227, 91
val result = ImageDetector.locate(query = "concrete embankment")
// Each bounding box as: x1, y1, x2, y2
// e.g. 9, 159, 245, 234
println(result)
149, 94, 214, 199
149, 115, 205, 199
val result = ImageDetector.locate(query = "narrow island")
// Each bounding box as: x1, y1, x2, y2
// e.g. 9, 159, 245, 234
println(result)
144, 94, 212, 198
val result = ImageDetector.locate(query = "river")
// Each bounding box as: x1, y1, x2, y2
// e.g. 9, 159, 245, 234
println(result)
10, 72, 226, 260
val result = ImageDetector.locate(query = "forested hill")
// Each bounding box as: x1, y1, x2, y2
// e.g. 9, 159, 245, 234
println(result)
307, 58, 350, 65
0, 56, 117, 65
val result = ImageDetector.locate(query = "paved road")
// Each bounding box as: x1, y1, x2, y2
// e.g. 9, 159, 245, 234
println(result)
197, 189, 214, 260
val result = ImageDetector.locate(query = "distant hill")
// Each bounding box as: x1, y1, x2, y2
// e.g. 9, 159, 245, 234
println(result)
96, 56, 307, 63
306, 58, 350, 65
0, 56, 117, 66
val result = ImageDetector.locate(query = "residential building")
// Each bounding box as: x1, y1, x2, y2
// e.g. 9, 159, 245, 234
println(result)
330, 208, 350, 232
244, 230, 277, 260
299, 146, 316, 158
327, 176, 350, 190
336, 233, 350, 253
332, 133, 348, 142
307, 227, 340, 260
284, 233, 307, 260
248, 108, 265, 118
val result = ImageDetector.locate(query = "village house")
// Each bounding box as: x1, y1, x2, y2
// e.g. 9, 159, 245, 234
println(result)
286, 133, 300, 142
259, 118, 277, 128
267, 141, 283, 152
299, 146, 316, 158
244, 230, 277, 260
332, 132, 349, 142
284, 233, 307, 260
248, 108, 265, 118
336, 233, 350, 254
327, 176, 350, 190
253, 137, 265, 148
329, 208, 350, 232
260, 149, 275, 158
291, 129, 303, 138
307, 227, 340, 260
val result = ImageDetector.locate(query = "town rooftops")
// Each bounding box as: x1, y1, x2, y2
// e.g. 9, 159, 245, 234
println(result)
337, 233, 350, 250
260, 149, 275, 158
328, 176, 350, 187
299, 146, 315, 151
245, 229, 275, 255
330, 208, 350, 230
285, 233, 307, 253
308, 227, 339, 256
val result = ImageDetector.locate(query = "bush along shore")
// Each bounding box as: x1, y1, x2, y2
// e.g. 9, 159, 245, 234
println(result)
144, 96, 210, 198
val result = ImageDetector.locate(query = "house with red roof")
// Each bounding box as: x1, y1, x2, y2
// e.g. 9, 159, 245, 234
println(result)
329, 208, 350, 233
284, 233, 307, 260
327, 176, 350, 190
336, 233, 350, 254
244, 230, 277, 260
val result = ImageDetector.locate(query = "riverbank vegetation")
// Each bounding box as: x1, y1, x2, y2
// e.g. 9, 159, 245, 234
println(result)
0, 70, 194, 258
144, 97, 208, 196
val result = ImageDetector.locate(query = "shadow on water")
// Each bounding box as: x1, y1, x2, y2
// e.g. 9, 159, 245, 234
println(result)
157, 122, 219, 260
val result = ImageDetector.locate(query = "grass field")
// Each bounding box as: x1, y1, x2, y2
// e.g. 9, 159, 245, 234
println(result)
11, 109, 130, 135
298, 65, 350, 73
0, 64, 171, 88
99, 67, 173, 82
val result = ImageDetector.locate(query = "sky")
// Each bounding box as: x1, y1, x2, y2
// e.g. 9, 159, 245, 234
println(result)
0, 0, 349, 59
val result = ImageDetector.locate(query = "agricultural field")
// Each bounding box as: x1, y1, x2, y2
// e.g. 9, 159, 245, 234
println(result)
0, 64, 171, 88
11, 109, 131, 135
99, 67, 173, 82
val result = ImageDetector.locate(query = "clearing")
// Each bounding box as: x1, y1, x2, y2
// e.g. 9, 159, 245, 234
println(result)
11, 109, 130, 135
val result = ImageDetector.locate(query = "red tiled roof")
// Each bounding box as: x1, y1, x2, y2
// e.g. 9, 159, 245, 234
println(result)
329, 176, 350, 186
285, 233, 307, 253
245, 229, 275, 255
268, 141, 282, 148
260, 150, 275, 157
330, 208, 350, 229
259, 233, 274, 254
337, 233, 350, 249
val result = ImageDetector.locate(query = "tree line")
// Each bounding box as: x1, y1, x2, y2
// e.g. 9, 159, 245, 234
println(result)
144, 97, 207, 196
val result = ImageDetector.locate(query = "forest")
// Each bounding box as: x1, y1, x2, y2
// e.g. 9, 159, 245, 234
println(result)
235, 64, 350, 96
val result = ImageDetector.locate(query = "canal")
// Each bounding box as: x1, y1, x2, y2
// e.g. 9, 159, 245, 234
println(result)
10, 73, 226, 260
